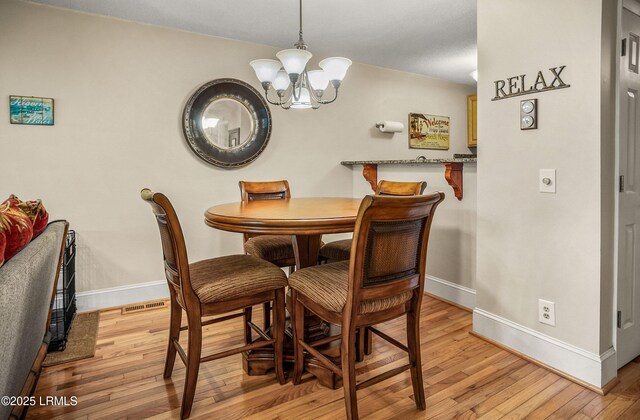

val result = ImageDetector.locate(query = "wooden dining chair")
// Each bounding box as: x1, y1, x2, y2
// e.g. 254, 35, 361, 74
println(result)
318, 180, 427, 263
239, 180, 296, 333
289, 192, 444, 420
141, 189, 287, 419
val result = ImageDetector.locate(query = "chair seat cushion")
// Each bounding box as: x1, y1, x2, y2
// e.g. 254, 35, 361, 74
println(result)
319, 238, 352, 261
244, 235, 296, 267
288, 261, 413, 314
189, 255, 287, 304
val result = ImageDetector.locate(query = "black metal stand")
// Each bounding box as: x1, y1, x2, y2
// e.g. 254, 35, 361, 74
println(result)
48, 230, 76, 352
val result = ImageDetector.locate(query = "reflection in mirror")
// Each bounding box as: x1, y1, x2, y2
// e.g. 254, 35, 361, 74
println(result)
201, 98, 254, 149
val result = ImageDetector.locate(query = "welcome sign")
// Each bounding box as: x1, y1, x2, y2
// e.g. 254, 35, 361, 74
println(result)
492, 66, 569, 101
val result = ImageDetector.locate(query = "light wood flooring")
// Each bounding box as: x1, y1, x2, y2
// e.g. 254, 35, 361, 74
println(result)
29, 296, 640, 419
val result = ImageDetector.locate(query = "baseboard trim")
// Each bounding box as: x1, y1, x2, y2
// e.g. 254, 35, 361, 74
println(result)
473, 308, 618, 390
76, 280, 169, 312
424, 275, 476, 310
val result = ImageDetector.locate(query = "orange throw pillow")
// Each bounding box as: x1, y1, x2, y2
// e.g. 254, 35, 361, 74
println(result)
0, 201, 34, 261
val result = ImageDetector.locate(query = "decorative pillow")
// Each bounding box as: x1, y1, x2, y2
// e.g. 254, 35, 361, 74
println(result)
16, 197, 49, 238
0, 201, 34, 261
0, 229, 6, 268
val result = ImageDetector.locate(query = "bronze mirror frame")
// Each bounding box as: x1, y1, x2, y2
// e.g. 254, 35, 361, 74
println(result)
183, 78, 272, 168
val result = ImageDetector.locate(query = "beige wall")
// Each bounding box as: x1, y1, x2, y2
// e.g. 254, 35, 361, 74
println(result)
0, 1, 475, 296
476, 0, 615, 365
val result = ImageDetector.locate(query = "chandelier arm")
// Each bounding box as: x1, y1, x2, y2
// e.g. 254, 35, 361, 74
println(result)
318, 88, 339, 105
263, 88, 284, 106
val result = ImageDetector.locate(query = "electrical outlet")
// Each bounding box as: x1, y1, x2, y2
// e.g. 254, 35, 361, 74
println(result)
538, 299, 556, 326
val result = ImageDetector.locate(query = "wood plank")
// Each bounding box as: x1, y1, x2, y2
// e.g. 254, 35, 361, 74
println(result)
27, 295, 640, 420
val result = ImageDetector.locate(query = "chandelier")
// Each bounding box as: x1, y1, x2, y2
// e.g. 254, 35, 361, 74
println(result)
249, 0, 352, 110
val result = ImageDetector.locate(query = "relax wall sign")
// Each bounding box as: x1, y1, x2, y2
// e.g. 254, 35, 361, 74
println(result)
492, 66, 570, 101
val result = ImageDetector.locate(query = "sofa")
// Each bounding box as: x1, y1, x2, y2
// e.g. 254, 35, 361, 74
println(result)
0, 220, 68, 420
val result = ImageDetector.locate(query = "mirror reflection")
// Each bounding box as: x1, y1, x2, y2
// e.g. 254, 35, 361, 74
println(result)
202, 98, 254, 149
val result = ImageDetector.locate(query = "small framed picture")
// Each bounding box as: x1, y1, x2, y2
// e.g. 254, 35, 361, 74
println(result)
10, 96, 54, 126
409, 113, 450, 150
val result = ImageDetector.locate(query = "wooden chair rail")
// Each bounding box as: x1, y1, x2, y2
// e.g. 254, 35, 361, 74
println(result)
368, 326, 409, 352
179, 312, 244, 331
355, 363, 412, 391
200, 340, 275, 363
299, 340, 343, 376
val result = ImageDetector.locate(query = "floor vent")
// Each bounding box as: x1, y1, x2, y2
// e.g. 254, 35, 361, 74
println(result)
122, 300, 168, 315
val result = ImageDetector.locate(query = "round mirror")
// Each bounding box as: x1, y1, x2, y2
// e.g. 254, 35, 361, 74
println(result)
183, 79, 271, 168
201, 98, 255, 150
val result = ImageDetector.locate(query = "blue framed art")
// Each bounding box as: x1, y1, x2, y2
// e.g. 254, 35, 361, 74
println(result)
10, 95, 54, 125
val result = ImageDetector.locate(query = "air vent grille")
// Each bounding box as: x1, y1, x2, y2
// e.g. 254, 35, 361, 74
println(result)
121, 299, 168, 315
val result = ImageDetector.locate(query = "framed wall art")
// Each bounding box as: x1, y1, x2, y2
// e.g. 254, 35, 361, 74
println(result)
409, 113, 450, 150
9, 96, 54, 126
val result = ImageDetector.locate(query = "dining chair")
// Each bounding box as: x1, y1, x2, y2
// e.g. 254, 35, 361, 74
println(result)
318, 180, 427, 359
141, 189, 287, 419
318, 180, 427, 263
289, 192, 444, 420
239, 180, 296, 333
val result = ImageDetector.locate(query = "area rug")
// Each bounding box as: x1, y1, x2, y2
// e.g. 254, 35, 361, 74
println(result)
43, 311, 100, 366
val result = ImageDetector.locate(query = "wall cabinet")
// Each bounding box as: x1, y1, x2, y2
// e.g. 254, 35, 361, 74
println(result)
467, 94, 477, 147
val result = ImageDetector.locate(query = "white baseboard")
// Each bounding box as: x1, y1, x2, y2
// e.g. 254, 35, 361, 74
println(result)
473, 308, 617, 388
76, 280, 169, 312
425, 274, 476, 309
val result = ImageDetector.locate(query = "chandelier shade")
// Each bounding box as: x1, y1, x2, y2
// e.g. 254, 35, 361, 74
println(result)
319, 57, 352, 82
276, 49, 313, 77
307, 70, 329, 91
272, 70, 291, 91
291, 88, 312, 109
249, 59, 281, 84
249, 0, 350, 109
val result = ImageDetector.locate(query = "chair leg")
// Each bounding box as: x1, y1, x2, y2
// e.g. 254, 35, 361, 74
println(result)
181, 318, 203, 419
292, 290, 305, 385
356, 328, 365, 362
406, 308, 426, 411
273, 289, 286, 385
341, 324, 359, 420
263, 302, 271, 332
364, 327, 373, 355
244, 306, 253, 345
164, 290, 182, 378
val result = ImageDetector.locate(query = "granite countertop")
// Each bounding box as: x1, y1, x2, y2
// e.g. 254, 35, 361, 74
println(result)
341, 156, 477, 165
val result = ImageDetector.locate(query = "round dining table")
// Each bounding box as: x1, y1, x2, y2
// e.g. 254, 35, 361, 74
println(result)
204, 197, 363, 389
205, 197, 363, 269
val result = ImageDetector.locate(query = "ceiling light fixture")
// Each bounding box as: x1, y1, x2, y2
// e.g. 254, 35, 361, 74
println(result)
250, 0, 351, 110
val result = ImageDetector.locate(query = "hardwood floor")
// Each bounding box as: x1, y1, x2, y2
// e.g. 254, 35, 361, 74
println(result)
29, 295, 640, 419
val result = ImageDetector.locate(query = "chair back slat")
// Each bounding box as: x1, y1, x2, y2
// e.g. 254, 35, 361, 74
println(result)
239, 180, 291, 202
376, 180, 427, 196
347, 193, 444, 316
362, 218, 425, 287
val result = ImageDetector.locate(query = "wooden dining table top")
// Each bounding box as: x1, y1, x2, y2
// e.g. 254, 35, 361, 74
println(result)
204, 197, 363, 235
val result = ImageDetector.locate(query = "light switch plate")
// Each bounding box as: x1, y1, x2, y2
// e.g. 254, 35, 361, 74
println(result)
539, 169, 556, 193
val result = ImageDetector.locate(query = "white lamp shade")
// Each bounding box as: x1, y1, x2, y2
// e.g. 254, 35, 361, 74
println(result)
272, 70, 291, 91
249, 59, 281, 83
470, 69, 478, 81
291, 87, 312, 109
307, 70, 329, 91
319, 57, 352, 81
276, 49, 312, 75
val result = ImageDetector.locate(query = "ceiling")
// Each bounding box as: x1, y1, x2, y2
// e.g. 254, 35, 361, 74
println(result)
30, 0, 478, 86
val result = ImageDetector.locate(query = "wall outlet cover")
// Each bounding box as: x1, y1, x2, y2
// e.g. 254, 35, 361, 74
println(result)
538, 299, 556, 326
